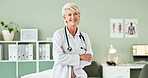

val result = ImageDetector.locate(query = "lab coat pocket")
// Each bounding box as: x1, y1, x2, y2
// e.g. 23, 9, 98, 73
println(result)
79, 46, 86, 55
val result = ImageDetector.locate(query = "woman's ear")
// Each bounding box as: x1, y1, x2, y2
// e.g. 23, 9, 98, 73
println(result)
64, 16, 67, 22
63, 15, 66, 20
79, 13, 80, 18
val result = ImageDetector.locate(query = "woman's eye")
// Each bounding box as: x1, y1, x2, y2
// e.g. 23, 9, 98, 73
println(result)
74, 13, 78, 15
67, 13, 78, 16
68, 14, 71, 16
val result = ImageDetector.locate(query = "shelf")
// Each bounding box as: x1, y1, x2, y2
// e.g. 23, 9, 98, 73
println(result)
0, 40, 52, 43
38, 41, 52, 42
133, 55, 148, 56
18, 60, 54, 62
38, 60, 54, 62
0, 40, 53, 78
0, 41, 18, 43
18, 41, 37, 43
0, 60, 17, 62
0, 60, 54, 62
18, 60, 37, 62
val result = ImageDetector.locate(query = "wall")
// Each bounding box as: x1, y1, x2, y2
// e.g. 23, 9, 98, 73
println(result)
0, 0, 148, 78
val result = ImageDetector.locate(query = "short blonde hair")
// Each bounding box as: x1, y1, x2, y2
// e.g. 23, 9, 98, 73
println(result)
62, 3, 80, 26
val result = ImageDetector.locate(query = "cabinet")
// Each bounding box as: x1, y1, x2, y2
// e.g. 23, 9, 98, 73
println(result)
0, 41, 53, 78
102, 64, 144, 78
103, 66, 130, 78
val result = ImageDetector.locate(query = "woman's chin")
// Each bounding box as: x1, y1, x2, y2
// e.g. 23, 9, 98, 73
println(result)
69, 23, 78, 26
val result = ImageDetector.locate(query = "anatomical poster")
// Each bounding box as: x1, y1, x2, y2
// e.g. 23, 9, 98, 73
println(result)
110, 19, 124, 38
125, 19, 138, 38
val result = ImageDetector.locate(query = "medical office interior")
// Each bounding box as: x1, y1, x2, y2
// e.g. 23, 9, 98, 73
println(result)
0, 0, 148, 78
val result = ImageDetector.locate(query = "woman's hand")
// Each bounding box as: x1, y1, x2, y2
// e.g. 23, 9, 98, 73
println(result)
61, 46, 66, 54
79, 54, 92, 62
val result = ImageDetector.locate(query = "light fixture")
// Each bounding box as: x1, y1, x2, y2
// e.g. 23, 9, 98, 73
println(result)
106, 45, 117, 66
108, 44, 117, 61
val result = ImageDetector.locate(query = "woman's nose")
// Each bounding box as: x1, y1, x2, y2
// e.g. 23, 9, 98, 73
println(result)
71, 14, 76, 18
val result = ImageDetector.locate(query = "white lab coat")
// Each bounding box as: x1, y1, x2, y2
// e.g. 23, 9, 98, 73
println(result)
51, 27, 93, 78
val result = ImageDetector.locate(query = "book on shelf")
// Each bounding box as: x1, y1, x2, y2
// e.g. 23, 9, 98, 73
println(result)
18, 44, 33, 60
9, 44, 17, 61
28, 44, 33, 60
8, 44, 33, 61
18, 45, 21, 60
39, 44, 50, 60
0, 44, 3, 60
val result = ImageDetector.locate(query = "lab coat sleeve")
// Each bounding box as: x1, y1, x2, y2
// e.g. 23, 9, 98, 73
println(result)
76, 33, 93, 68
53, 31, 80, 66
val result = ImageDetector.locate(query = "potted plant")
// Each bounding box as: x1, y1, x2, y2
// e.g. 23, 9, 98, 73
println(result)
0, 21, 19, 41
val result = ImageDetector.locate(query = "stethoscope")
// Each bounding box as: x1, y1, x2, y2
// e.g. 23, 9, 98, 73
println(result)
64, 26, 87, 53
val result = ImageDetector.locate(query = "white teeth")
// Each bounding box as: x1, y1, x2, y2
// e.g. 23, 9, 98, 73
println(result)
71, 20, 76, 22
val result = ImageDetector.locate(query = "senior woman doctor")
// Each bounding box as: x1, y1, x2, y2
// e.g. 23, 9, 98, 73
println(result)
52, 3, 93, 78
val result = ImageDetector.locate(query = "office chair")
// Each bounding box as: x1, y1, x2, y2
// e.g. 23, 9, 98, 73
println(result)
83, 61, 102, 78
138, 64, 148, 78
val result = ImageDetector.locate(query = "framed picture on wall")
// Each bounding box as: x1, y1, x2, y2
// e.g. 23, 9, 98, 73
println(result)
125, 19, 138, 38
110, 19, 124, 38
20, 29, 38, 41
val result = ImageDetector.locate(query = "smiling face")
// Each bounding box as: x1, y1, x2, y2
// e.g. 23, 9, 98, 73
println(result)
64, 9, 80, 27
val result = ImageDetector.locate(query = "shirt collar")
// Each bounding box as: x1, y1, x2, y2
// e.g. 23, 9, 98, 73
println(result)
65, 26, 80, 37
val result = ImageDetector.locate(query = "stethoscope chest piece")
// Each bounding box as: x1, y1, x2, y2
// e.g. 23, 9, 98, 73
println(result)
67, 47, 72, 52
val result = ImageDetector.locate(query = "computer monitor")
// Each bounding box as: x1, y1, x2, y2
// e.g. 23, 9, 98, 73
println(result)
133, 56, 148, 62
133, 44, 148, 63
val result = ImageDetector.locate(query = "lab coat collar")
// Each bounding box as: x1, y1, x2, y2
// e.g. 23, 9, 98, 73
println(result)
65, 26, 80, 38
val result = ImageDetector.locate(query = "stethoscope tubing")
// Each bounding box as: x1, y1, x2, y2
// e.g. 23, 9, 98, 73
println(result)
64, 26, 87, 54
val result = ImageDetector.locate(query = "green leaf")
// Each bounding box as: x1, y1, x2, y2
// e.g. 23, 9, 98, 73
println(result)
8, 28, 14, 33
0, 22, 4, 26
1, 21, 19, 33
4, 25, 8, 28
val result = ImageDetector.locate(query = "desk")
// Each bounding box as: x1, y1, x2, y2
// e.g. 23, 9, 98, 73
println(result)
102, 64, 145, 78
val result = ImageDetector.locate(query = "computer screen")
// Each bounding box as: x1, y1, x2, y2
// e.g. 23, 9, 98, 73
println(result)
133, 56, 148, 62
133, 44, 148, 63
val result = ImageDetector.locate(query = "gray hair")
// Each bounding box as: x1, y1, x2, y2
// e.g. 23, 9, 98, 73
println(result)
62, 3, 80, 25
